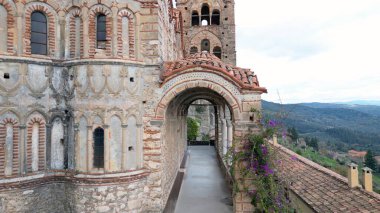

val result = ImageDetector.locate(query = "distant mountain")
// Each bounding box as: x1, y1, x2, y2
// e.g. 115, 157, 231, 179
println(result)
262, 101, 380, 154
335, 100, 380, 106
301, 102, 380, 117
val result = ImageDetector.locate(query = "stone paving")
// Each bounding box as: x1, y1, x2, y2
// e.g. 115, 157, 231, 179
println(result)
174, 146, 233, 213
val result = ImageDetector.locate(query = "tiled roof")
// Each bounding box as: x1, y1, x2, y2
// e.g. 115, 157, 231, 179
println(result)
161, 51, 267, 92
275, 145, 380, 212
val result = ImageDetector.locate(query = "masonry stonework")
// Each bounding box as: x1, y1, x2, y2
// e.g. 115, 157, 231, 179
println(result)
0, 0, 266, 212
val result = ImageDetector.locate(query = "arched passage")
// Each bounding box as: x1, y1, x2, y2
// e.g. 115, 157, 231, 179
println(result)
161, 86, 236, 212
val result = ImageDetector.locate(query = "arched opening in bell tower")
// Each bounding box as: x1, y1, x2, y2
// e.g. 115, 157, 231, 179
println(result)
211, 10, 220, 25
201, 4, 210, 26
191, 11, 199, 26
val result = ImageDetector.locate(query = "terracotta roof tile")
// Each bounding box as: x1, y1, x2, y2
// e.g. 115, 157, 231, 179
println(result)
272, 144, 380, 212
162, 52, 267, 92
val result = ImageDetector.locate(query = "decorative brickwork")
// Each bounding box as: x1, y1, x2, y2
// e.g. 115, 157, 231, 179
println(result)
88, 4, 112, 58
0, 117, 19, 177
67, 7, 83, 59
26, 115, 46, 173
0, 0, 16, 55
24, 2, 57, 57
117, 9, 135, 59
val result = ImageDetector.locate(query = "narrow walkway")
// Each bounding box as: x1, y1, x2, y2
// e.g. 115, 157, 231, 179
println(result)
174, 146, 233, 213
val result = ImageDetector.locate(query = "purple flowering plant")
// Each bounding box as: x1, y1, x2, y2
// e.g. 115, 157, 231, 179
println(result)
225, 109, 295, 212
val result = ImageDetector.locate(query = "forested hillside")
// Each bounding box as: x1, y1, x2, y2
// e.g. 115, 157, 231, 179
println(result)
262, 101, 380, 154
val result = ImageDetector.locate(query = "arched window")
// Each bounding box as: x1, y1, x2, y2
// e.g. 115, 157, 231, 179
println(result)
211, 10, 220, 25
201, 4, 210, 26
190, 46, 198, 54
93, 127, 104, 168
191, 11, 199, 26
0, 5, 7, 52
201, 39, 210, 52
31, 12, 47, 55
213, 46, 222, 59
96, 14, 107, 49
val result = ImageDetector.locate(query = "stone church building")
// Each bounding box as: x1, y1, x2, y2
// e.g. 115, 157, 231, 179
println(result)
1, 0, 379, 212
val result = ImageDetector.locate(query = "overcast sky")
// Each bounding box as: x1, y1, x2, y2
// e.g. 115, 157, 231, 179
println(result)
235, 0, 380, 104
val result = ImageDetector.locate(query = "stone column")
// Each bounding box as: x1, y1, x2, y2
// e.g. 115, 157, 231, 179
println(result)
137, 124, 143, 168
45, 124, 52, 170
15, 3, 24, 55
111, 5, 118, 57
227, 120, 233, 148
222, 119, 227, 155
121, 124, 128, 171
58, 11, 66, 58
19, 125, 26, 174
103, 125, 110, 172
87, 126, 93, 172
74, 124, 79, 171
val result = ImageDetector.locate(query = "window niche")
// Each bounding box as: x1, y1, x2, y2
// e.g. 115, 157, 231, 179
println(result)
201, 39, 210, 52
191, 11, 199, 26
31, 11, 47, 55
190, 46, 198, 54
211, 10, 220, 25
0, 5, 7, 53
213, 46, 222, 59
201, 4, 210, 26
96, 14, 107, 49
93, 127, 104, 169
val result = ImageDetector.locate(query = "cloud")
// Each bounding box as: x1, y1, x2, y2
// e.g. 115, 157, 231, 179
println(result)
235, 0, 380, 103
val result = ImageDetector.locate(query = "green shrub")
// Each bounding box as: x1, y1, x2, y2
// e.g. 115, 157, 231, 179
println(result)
187, 117, 199, 140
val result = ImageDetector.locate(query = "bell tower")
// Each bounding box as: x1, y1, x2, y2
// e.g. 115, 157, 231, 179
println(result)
176, 0, 236, 65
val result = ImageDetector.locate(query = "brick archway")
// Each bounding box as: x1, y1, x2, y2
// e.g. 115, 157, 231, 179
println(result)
155, 77, 241, 120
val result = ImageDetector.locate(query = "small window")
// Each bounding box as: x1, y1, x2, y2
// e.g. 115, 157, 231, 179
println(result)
93, 128, 104, 168
191, 11, 199, 26
4, 73, 10, 79
211, 10, 220, 25
201, 39, 210, 52
190, 46, 198, 54
96, 14, 107, 49
201, 4, 210, 26
31, 12, 47, 55
213, 46, 222, 59
130, 77, 134, 82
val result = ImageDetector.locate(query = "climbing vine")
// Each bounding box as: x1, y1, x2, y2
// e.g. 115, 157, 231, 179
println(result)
226, 109, 295, 212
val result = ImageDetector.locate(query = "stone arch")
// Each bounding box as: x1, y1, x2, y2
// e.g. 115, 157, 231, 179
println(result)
156, 73, 241, 120
0, 111, 19, 177
88, 4, 112, 58
117, 8, 136, 59
24, 1, 58, 56
0, 0, 16, 54
65, 7, 82, 59
190, 30, 222, 54
24, 0, 61, 12
26, 112, 46, 172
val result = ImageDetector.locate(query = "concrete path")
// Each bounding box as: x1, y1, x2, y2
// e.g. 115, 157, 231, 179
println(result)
174, 146, 233, 213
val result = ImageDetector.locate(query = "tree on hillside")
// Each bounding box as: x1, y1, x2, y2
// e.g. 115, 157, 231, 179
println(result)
287, 127, 299, 142
364, 150, 377, 171
306, 137, 319, 151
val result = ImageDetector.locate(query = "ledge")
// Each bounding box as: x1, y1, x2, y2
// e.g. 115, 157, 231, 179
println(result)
0, 169, 150, 191
0, 55, 158, 67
